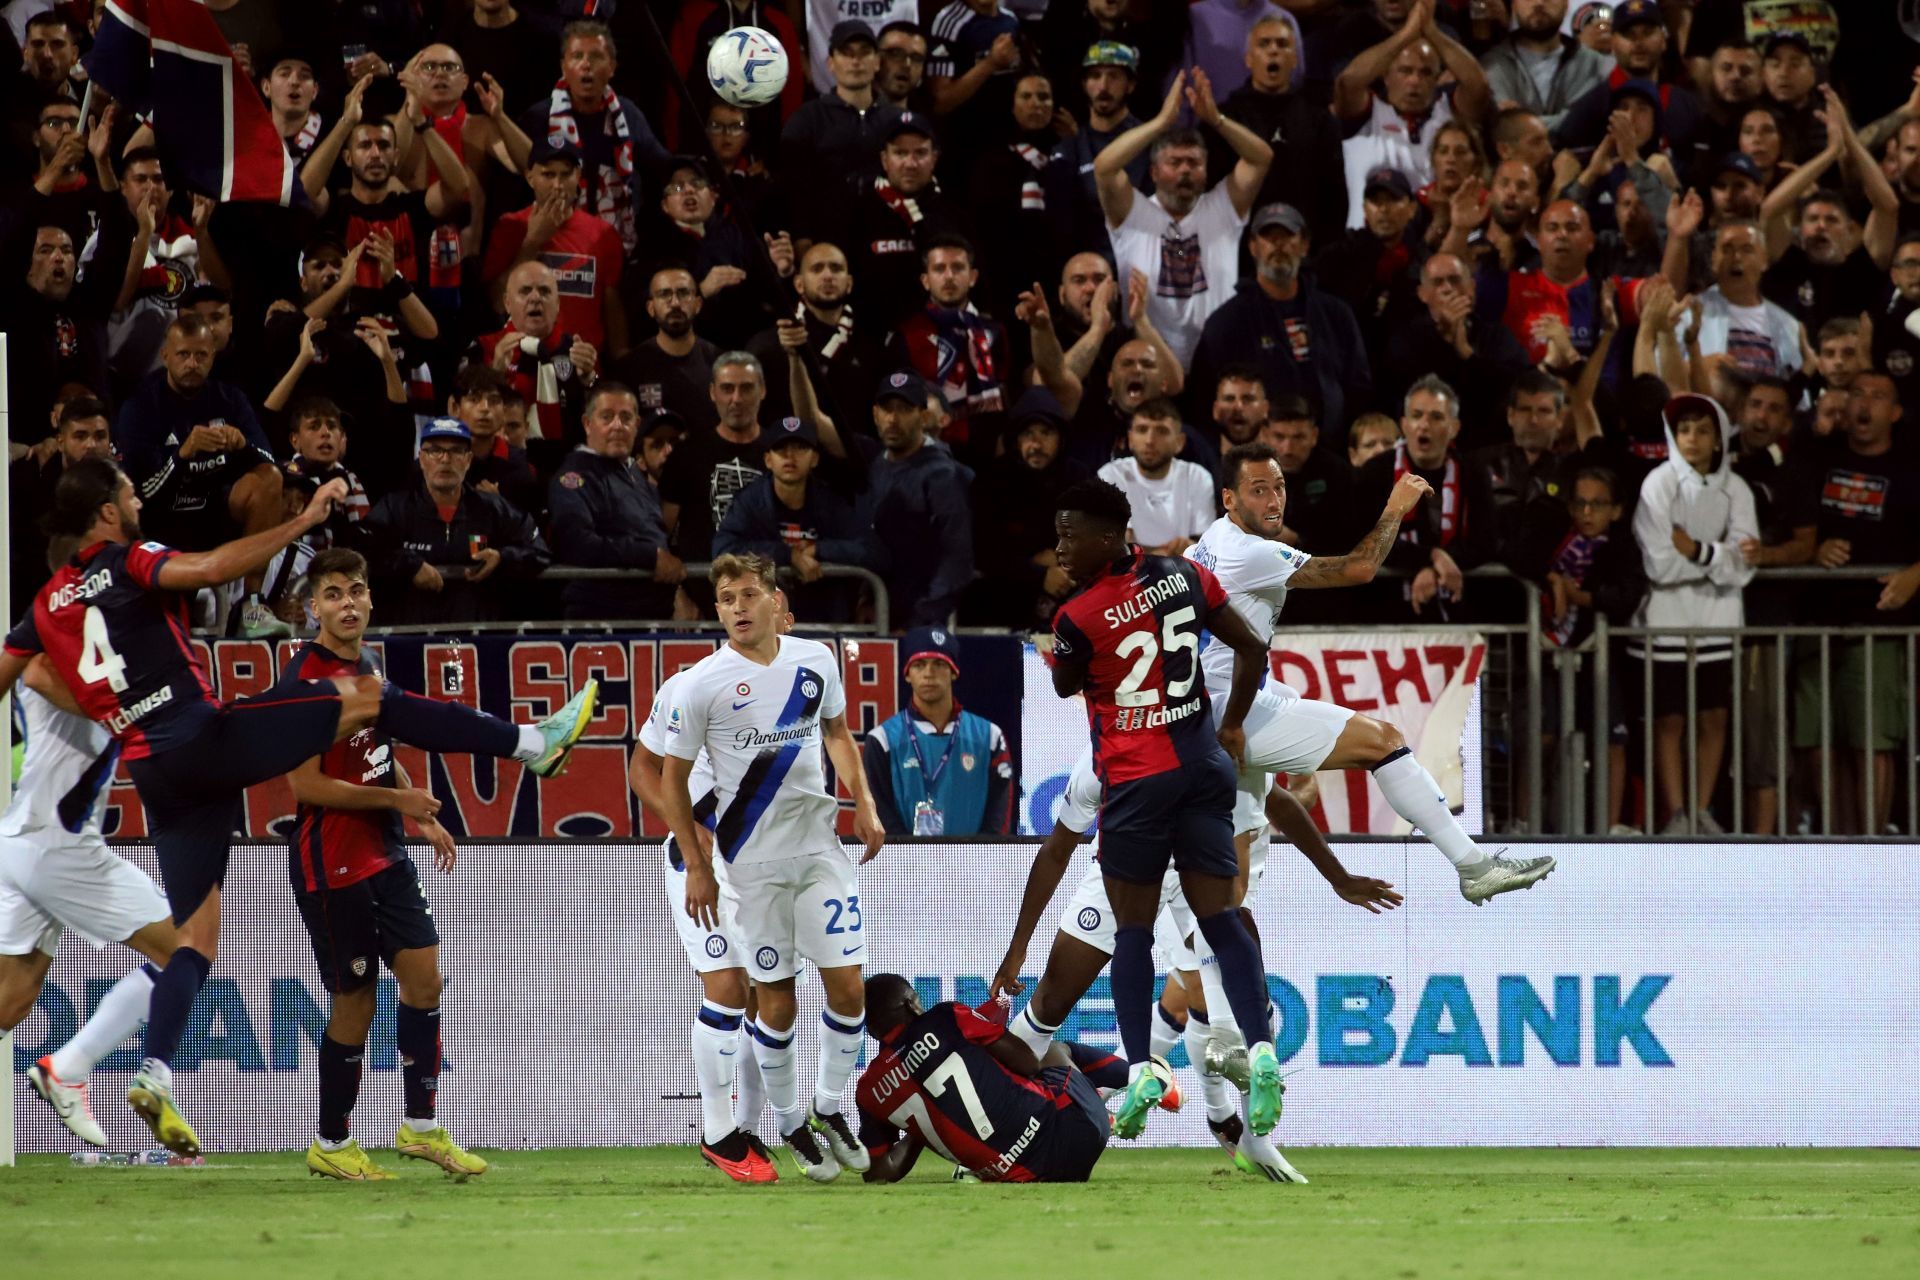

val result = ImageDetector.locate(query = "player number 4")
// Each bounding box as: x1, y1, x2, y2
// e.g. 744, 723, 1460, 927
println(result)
1112, 605, 1199, 708
78, 605, 129, 692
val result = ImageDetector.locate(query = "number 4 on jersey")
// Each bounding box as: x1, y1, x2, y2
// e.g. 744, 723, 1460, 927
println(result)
78, 605, 129, 692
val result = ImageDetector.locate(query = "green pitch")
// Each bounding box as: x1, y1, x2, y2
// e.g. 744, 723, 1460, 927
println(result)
5, 1147, 1917, 1279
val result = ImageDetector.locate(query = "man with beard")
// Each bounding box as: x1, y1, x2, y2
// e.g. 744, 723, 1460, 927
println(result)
876, 21, 931, 112
1381, 252, 1530, 454
18, 11, 81, 101
1476, 160, 1544, 274
610, 266, 719, 432
22, 96, 116, 224
1759, 90, 1900, 335
310, 112, 466, 285
1098, 69, 1273, 369
1333, 0, 1491, 230
1211, 367, 1270, 451
1480, 0, 1610, 135
1874, 235, 1920, 416
1692, 36, 1764, 166
1313, 165, 1427, 353
1192, 202, 1371, 449
1210, 16, 1344, 245
1674, 220, 1803, 382
1552, 0, 1705, 160
889, 236, 1009, 461
969, 387, 1092, 626
749, 242, 883, 428
1039, 0, 1178, 125
1048, 43, 1151, 258
8, 395, 111, 614
783, 20, 904, 239
482, 138, 624, 352
471, 261, 600, 457
1, 222, 120, 441
847, 114, 971, 333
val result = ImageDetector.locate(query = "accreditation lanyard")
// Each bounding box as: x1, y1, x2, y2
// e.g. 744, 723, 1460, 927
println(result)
907, 717, 958, 792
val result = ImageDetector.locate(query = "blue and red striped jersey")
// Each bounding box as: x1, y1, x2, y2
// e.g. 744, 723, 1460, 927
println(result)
1049, 549, 1227, 785
4, 539, 219, 760
280, 642, 404, 892
855, 1002, 1081, 1183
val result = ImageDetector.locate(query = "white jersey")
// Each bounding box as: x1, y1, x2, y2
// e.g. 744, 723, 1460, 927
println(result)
664, 635, 847, 866
641, 670, 719, 866
1056, 748, 1101, 835
1, 689, 119, 842
1187, 514, 1310, 701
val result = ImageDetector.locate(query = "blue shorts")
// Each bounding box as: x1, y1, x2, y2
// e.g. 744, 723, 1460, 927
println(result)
129, 682, 345, 923
1033, 1065, 1110, 1182
1097, 749, 1237, 885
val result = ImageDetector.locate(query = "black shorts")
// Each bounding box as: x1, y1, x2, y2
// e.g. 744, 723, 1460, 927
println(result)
1098, 749, 1237, 885
1032, 1065, 1109, 1182
295, 858, 440, 993
128, 683, 345, 923
1636, 658, 1733, 715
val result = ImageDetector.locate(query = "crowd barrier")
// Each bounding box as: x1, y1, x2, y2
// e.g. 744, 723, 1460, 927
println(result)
9, 839, 1916, 1155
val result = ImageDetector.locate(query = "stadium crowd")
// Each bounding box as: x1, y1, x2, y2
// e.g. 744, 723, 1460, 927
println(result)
3, 0, 1920, 833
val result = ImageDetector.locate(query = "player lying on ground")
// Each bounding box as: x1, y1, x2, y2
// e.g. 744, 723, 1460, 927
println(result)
1, 636, 176, 1147
1048, 477, 1283, 1139
283, 549, 487, 1182
991, 748, 1400, 1181
627, 595, 797, 1184
657, 554, 887, 1183
1190, 443, 1554, 902
856, 974, 1125, 1184
0, 457, 598, 1156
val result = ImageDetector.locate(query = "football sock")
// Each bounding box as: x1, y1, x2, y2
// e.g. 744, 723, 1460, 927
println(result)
734, 1021, 767, 1133
1184, 1010, 1236, 1124
1194, 910, 1273, 1049
51, 962, 156, 1080
317, 1034, 365, 1142
750, 1018, 803, 1134
1011, 1005, 1057, 1059
1064, 1040, 1128, 1090
377, 685, 521, 759
395, 1002, 441, 1122
1110, 924, 1155, 1075
141, 946, 210, 1066
814, 1008, 864, 1117
1372, 747, 1483, 870
1196, 960, 1246, 1047
1149, 996, 1185, 1063
692, 1001, 746, 1145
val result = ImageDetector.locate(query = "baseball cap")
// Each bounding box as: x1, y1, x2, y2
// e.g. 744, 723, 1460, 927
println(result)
419, 418, 474, 448
765, 415, 820, 450
830, 18, 877, 51
1762, 30, 1813, 59
180, 283, 231, 309
1082, 41, 1138, 73
901, 626, 960, 677
882, 111, 937, 146
1611, 0, 1663, 31
1610, 77, 1663, 110
1250, 202, 1307, 234
1714, 152, 1763, 184
527, 136, 583, 167
1362, 166, 1413, 200
874, 369, 933, 408
641, 409, 686, 439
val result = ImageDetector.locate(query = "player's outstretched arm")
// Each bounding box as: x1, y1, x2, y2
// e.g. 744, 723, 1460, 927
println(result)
154, 478, 348, 593
1265, 785, 1402, 914
823, 714, 885, 863
660, 752, 721, 928
990, 823, 1087, 1000
1204, 601, 1269, 763
863, 1132, 925, 1184
1288, 474, 1431, 591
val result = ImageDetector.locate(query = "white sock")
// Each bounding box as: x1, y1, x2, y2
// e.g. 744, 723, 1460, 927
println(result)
404, 1116, 441, 1131
692, 1001, 745, 1145
317, 1135, 352, 1151
1197, 961, 1246, 1049
1372, 749, 1484, 870
512, 725, 545, 761
138, 1056, 173, 1089
734, 1022, 767, 1133
1011, 1005, 1056, 1059
1149, 999, 1184, 1062
813, 1008, 865, 1117
1184, 1014, 1235, 1123
52, 963, 155, 1080
750, 1019, 803, 1135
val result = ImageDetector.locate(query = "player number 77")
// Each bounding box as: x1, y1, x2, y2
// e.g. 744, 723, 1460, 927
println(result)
888, 1056, 995, 1157
1112, 605, 1200, 708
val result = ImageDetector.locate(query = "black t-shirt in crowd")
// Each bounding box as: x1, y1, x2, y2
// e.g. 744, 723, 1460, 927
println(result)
610, 338, 719, 432
658, 427, 768, 562
1762, 245, 1885, 337
1809, 435, 1920, 622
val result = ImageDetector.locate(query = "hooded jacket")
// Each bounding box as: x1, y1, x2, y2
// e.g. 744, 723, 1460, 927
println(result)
1629, 395, 1757, 663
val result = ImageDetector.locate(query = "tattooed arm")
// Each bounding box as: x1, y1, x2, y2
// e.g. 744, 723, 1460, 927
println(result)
1286, 474, 1432, 590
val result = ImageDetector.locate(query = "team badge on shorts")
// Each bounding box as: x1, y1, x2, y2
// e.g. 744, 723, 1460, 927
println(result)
705, 935, 729, 959
1077, 907, 1101, 931
756, 946, 779, 971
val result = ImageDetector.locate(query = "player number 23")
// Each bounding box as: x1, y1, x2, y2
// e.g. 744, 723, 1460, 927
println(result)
78, 605, 130, 692
824, 894, 863, 935
1112, 605, 1198, 708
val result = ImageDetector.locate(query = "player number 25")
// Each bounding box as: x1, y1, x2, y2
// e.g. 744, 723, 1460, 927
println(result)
1112, 605, 1199, 708
78, 605, 130, 692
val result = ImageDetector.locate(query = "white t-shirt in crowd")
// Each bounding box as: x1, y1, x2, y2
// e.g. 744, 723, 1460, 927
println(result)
1675, 287, 1805, 378
1097, 455, 1219, 549
1106, 182, 1249, 369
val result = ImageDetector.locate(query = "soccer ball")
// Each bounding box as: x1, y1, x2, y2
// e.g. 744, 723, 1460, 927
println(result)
707, 26, 789, 108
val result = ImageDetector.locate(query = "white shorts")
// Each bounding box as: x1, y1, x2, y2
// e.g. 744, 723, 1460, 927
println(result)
664, 850, 748, 975
0, 833, 170, 957
1058, 862, 1195, 970
1225, 686, 1355, 799
728, 848, 865, 982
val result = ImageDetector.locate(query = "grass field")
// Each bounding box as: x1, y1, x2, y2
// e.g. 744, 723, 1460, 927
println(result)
5, 1147, 1918, 1279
